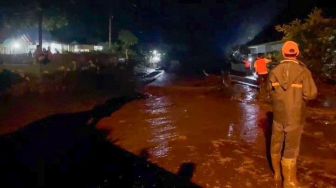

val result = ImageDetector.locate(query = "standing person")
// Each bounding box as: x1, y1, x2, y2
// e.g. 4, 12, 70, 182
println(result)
28, 50, 32, 57
254, 53, 271, 96
268, 41, 317, 187
243, 57, 251, 76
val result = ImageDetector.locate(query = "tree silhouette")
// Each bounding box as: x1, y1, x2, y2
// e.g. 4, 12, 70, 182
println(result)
276, 8, 336, 80
118, 30, 138, 60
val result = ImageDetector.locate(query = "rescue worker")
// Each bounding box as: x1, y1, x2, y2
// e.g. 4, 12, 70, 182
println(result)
268, 41, 317, 188
254, 54, 271, 96
243, 57, 251, 76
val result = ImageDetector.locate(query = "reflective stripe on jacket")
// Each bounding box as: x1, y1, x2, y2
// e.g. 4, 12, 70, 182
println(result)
268, 59, 317, 130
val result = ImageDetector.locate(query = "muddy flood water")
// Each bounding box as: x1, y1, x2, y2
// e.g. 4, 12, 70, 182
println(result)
96, 73, 336, 188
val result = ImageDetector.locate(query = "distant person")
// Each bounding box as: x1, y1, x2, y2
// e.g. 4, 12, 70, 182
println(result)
221, 62, 231, 87
47, 46, 52, 60
254, 53, 271, 96
35, 45, 44, 64
55, 49, 60, 54
40, 48, 50, 65
243, 57, 251, 76
34, 45, 42, 58
28, 50, 32, 57
268, 41, 317, 187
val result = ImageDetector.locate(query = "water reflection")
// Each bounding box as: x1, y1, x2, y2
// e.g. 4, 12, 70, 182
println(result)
145, 95, 177, 158
243, 86, 257, 102
231, 85, 257, 103
239, 103, 260, 143
227, 123, 235, 138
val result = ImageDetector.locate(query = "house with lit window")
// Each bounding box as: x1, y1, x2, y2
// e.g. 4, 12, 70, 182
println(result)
248, 40, 283, 55
0, 34, 104, 55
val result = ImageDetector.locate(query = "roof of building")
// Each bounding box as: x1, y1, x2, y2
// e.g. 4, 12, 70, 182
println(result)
248, 40, 283, 48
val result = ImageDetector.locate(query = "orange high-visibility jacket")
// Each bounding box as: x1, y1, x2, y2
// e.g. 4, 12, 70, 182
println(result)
254, 58, 270, 75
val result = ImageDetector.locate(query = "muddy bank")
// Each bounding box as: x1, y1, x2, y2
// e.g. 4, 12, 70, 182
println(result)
0, 94, 202, 188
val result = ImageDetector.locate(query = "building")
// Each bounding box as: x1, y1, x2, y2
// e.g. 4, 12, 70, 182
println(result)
0, 34, 104, 55
248, 40, 283, 55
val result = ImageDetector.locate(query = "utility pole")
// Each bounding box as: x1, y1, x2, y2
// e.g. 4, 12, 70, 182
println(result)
37, 8, 43, 75
38, 11, 43, 48
37, 1, 43, 51
109, 16, 113, 48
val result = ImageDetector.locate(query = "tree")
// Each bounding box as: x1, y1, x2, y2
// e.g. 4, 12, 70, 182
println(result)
275, 8, 336, 81
110, 42, 121, 55
1, 0, 68, 48
118, 30, 138, 60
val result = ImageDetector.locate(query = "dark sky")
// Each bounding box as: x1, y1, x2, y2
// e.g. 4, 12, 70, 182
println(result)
1, 0, 335, 56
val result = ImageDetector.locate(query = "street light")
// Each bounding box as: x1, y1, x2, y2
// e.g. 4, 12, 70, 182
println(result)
149, 50, 162, 64
12, 41, 21, 49
10, 40, 22, 54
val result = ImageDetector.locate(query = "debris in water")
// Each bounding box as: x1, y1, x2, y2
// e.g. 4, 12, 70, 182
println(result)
218, 157, 234, 165
313, 132, 324, 137
233, 149, 244, 154
245, 181, 252, 187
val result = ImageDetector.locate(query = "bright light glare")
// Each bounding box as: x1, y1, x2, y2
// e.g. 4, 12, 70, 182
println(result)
248, 57, 253, 62
12, 42, 21, 49
151, 56, 161, 63
94, 45, 103, 51
149, 50, 162, 64
50, 42, 62, 53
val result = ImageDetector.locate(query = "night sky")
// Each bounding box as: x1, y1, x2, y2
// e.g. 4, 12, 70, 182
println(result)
0, 0, 335, 61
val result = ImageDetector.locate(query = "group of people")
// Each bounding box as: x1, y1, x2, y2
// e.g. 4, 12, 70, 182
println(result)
251, 41, 317, 187
34, 45, 52, 65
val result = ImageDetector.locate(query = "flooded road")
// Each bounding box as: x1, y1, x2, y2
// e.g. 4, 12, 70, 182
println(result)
97, 73, 336, 187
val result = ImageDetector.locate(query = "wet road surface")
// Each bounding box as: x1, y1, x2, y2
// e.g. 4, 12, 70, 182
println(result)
97, 73, 336, 187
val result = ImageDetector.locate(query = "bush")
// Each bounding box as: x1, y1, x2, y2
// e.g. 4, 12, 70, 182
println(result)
0, 69, 23, 92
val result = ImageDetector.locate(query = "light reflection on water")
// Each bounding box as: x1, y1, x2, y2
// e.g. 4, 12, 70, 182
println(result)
240, 85, 257, 102
239, 103, 260, 143
227, 123, 235, 138
144, 96, 177, 158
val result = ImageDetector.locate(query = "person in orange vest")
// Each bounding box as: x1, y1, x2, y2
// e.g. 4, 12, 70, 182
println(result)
268, 41, 317, 188
254, 54, 271, 94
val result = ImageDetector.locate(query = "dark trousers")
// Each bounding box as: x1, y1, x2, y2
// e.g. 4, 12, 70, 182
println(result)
271, 121, 303, 159
257, 74, 268, 87
257, 74, 268, 98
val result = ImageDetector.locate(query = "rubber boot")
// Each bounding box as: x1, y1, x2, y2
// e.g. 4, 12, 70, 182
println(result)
281, 158, 300, 188
271, 154, 282, 187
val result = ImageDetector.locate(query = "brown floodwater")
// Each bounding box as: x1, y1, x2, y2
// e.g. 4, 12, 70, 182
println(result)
97, 73, 336, 188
